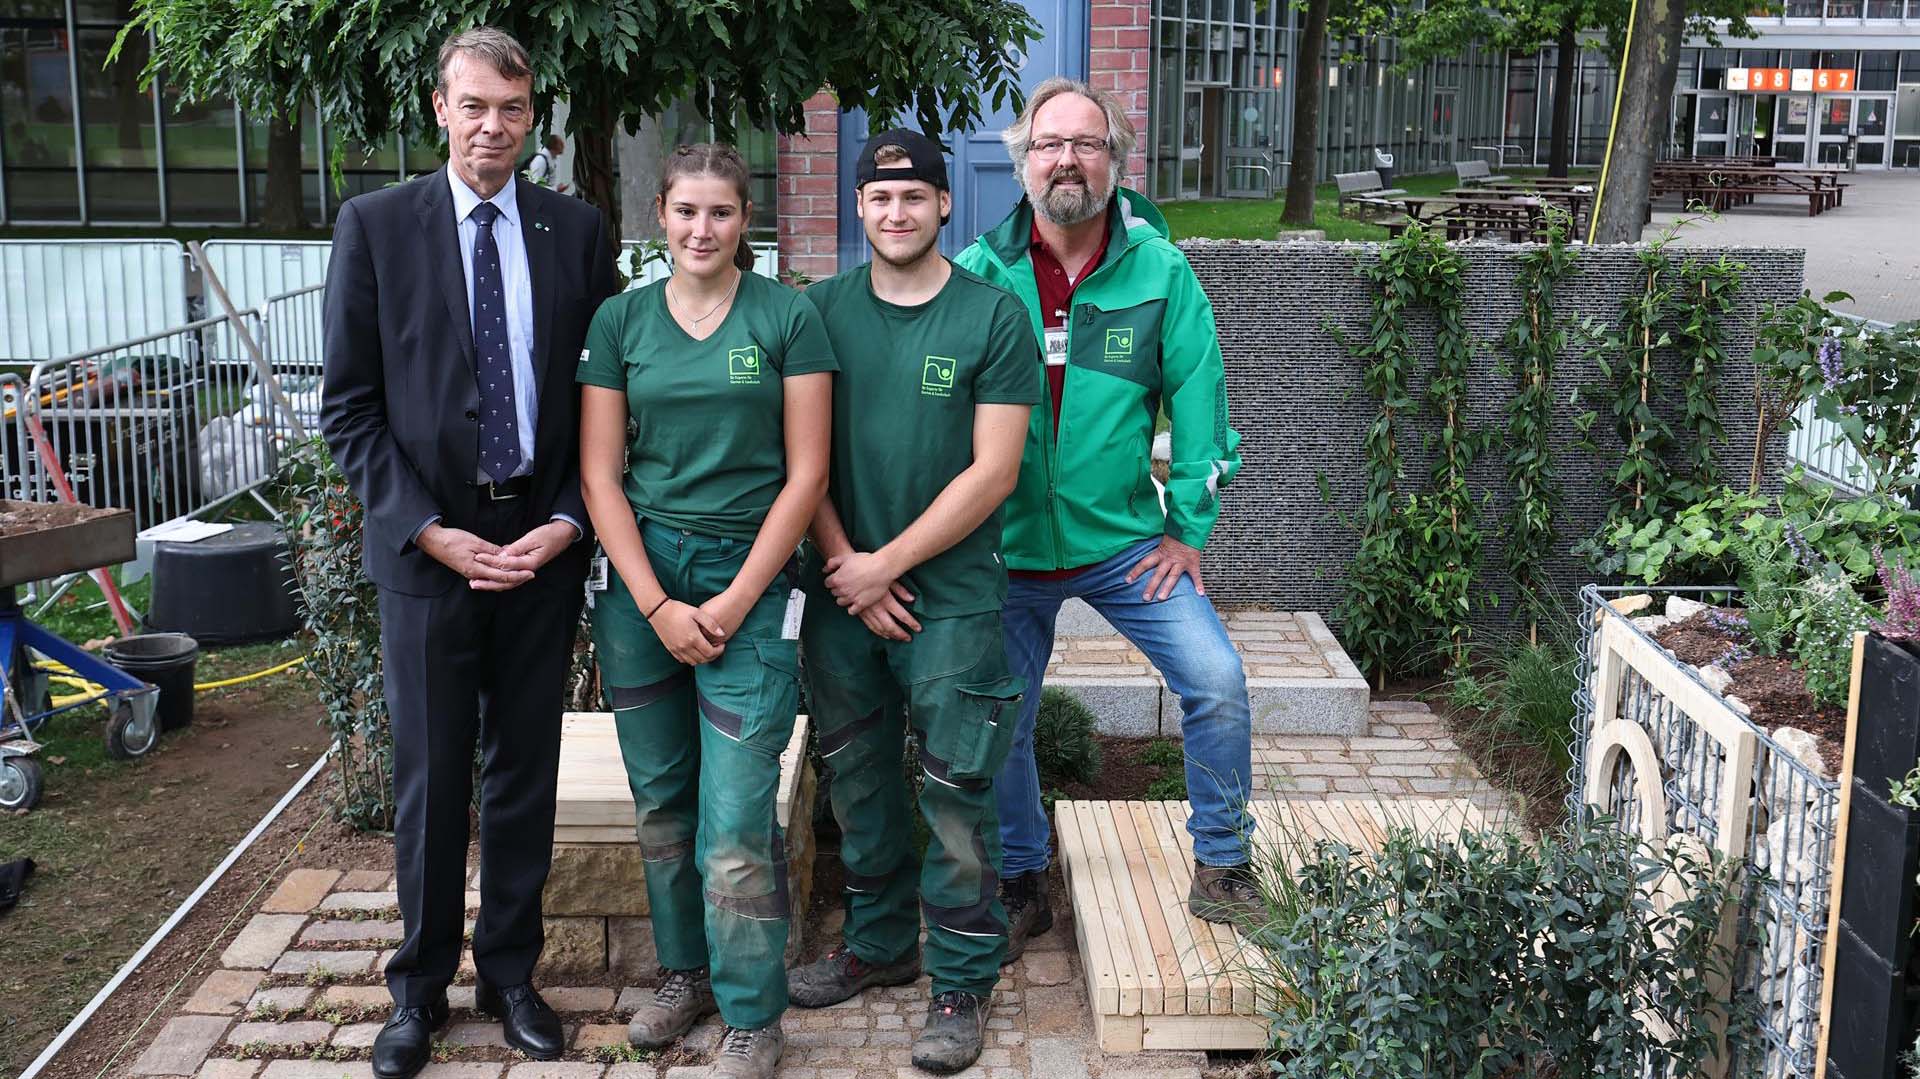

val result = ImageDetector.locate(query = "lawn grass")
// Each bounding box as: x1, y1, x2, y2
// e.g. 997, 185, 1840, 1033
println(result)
1158, 167, 1597, 243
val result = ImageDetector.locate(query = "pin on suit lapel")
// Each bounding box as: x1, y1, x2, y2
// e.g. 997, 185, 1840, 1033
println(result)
520, 177, 558, 387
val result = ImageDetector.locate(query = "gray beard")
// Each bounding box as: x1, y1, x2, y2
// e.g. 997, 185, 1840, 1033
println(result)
1034, 178, 1111, 226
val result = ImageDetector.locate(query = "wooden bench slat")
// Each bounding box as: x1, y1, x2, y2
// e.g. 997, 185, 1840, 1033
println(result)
1075, 801, 1143, 1016
1112, 801, 1185, 1015
1094, 801, 1166, 1016
1055, 801, 1122, 1016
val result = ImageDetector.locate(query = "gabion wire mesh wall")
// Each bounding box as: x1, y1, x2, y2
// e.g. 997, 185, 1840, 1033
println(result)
1180, 239, 1805, 623
1573, 585, 1840, 1079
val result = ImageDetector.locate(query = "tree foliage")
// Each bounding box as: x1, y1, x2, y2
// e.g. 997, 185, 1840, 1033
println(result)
122, 0, 1039, 228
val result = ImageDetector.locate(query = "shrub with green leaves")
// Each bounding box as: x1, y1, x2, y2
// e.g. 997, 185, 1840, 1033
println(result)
1793, 565, 1874, 710
1255, 818, 1746, 1079
281, 438, 393, 831
1033, 688, 1102, 789
1585, 472, 1920, 589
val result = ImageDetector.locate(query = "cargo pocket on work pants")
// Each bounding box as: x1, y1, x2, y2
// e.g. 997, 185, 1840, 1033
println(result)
699, 637, 801, 759
940, 675, 1026, 782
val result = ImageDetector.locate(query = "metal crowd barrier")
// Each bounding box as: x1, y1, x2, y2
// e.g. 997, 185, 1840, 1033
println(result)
1570, 584, 1839, 1079
3, 284, 323, 537
0, 240, 192, 364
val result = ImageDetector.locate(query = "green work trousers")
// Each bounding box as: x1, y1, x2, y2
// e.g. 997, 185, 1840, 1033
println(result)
592, 519, 800, 1031
801, 595, 1025, 998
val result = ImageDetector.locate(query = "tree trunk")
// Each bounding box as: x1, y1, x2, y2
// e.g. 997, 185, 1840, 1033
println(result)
261, 113, 308, 232
1283, 0, 1330, 227
1589, 0, 1686, 242
573, 100, 622, 255
1547, 18, 1578, 177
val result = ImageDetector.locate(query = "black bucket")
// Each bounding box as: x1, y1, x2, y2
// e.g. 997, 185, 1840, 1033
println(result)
104, 633, 199, 731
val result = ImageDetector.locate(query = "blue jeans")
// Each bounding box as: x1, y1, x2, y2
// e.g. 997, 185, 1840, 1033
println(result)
996, 538, 1254, 874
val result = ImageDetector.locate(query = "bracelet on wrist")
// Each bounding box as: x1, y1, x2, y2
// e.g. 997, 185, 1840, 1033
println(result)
644, 596, 670, 619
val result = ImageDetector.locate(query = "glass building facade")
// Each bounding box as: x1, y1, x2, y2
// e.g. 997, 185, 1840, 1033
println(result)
0, 0, 779, 229
1146, 0, 1508, 198
1666, 45, 1920, 168
1500, 47, 1622, 167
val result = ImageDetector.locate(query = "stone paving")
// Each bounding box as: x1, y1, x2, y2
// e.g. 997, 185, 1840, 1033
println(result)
116, 698, 1501, 1079
1648, 169, 1920, 324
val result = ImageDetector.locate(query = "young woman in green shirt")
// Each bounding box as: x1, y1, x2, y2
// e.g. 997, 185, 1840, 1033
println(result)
577, 144, 835, 1079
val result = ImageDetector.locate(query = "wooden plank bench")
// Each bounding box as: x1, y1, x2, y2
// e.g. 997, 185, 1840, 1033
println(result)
1334, 169, 1406, 216
1057, 797, 1514, 1052
1454, 159, 1511, 186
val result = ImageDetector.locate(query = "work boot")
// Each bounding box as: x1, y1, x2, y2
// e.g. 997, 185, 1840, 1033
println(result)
627, 966, 718, 1048
711, 1022, 785, 1078
999, 870, 1053, 966
1188, 860, 1264, 925
787, 943, 921, 1008
912, 990, 989, 1074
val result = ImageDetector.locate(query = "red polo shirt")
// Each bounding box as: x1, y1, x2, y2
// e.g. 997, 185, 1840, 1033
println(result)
1010, 218, 1109, 581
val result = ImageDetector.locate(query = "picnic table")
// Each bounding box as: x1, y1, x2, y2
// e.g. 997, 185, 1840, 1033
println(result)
1442, 186, 1592, 225
1380, 195, 1550, 242
1651, 163, 1847, 216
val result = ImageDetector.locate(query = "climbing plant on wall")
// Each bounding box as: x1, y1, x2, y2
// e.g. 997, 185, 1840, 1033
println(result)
1578, 239, 1680, 542
1674, 254, 1744, 503
1327, 224, 1488, 680
1501, 211, 1582, 635
1326, 230, 1426, 683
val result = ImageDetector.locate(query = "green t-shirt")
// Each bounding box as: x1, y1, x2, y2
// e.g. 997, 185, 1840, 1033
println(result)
805, 262, 1043, 617
577, 272, 838, 540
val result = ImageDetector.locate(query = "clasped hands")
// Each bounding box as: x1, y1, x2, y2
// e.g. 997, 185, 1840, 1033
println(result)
418, 519, 577, 591
825, 550, 919, 642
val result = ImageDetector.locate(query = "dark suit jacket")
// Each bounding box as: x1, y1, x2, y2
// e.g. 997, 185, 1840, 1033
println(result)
322, 167, 617, 596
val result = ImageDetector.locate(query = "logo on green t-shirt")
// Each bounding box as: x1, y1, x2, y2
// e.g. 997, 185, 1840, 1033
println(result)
728, 345, 763, 385
1104, 327, 1134, 362
921, 355, 957, 397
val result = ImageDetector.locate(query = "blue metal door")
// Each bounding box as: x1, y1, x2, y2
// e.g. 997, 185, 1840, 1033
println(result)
835, 0, 1088, 269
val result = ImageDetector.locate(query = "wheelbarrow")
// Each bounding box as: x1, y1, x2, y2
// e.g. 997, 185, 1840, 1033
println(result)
0, 500, 160, 812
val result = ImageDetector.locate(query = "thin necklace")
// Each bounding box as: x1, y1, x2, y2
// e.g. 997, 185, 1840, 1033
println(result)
669, 271, 741, 334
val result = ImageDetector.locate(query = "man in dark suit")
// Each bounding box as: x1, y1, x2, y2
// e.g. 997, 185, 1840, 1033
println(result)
320, 26, 616, 1079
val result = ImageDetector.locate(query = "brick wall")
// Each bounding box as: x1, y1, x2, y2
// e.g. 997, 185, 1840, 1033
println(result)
1180, 240, 1806, 624
1090, 0, 1151, 190
776, 91, 840, 286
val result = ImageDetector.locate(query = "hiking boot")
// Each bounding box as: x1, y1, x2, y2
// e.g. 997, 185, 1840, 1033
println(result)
1188, 860, 1264, 925
711, 1023, 785, 1079
787, 943, 921, 1008
627, 967, 718, 1048
999, 870, 1054, 966
912, 990, 989, 1074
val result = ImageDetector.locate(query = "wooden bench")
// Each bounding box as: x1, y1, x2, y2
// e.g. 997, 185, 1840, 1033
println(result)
1334, 169, 1406, 215
1454, 159, 1511, 186
1057, 796, 1514, 1052
542, 711, 818, 975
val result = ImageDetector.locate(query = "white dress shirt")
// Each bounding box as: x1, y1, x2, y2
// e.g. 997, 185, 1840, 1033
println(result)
449, 170, 539, 479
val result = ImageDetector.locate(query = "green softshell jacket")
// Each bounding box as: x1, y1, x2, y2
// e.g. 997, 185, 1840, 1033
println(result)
954, 189, 1242, 571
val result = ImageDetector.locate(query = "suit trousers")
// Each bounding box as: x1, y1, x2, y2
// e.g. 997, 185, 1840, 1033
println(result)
378, 496, 585, 1006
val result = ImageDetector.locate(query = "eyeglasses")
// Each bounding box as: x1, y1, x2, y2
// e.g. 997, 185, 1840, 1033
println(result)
1026, 136, 1112, 160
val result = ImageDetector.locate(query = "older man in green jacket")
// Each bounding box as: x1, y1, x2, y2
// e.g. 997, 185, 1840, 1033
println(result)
954, 77, 1258, 959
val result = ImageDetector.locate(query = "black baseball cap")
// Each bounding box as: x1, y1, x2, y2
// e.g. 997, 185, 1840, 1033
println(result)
856, 128, 950, 192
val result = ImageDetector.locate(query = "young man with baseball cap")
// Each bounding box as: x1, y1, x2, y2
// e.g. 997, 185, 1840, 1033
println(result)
784, 129, 1041, 1075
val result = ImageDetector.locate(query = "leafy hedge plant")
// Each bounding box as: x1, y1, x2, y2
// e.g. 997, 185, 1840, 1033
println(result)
1584, 470, 1920, 589
1255, 817, 1750, 1079
281, 438, 394, 831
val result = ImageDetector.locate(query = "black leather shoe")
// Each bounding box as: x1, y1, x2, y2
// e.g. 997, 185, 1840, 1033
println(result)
371, 997, 449, 1079
475, 978, 565, 1060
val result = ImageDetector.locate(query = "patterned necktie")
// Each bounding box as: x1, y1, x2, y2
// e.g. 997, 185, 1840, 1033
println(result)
468, 201, 522, 483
